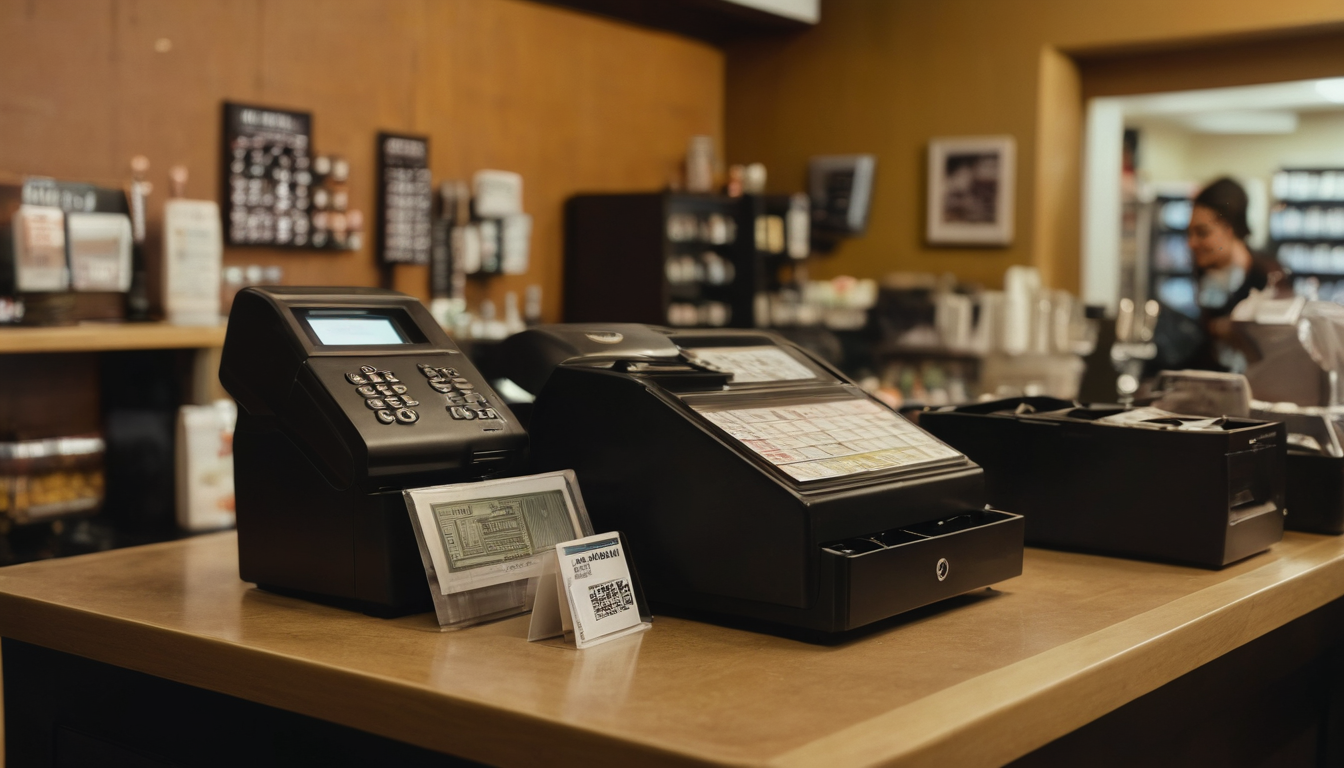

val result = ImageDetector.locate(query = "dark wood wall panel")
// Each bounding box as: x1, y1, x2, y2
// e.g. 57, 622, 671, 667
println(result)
0, 0, 725, 321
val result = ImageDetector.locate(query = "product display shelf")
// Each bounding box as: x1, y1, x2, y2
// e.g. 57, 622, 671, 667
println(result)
1270, 168, 1344, 303
0, 322, 226, 355
1147, 193, 1198, 319
565, 192, 776, 329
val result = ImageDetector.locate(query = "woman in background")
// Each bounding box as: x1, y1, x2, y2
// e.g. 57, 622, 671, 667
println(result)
1185, 177, 1282, 370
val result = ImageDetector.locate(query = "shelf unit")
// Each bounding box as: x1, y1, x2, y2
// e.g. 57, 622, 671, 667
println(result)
1270, 168, 1344, 302
565, 192, 780, 328
1147, 194, 1198, 319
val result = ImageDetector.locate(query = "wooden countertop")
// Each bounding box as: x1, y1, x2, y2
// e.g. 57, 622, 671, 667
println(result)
0, 531, 1342, 768
0, 322, 226, 353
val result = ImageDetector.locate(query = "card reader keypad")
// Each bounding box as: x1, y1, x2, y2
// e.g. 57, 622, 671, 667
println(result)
344, 364, 419, 426
417, 363, 502, 428
341, 363, 500, 429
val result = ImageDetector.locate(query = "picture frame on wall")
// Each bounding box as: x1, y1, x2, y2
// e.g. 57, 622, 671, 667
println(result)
926, 135, 1015, 246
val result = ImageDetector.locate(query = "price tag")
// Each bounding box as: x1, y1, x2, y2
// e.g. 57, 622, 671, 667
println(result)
529, 532, 651, 649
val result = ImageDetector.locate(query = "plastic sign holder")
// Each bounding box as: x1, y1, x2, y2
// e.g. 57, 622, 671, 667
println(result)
529, 532, 652, 649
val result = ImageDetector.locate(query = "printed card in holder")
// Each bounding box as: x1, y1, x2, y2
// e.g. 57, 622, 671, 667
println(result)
529, 532, 652, 649
404, 470, 593, 630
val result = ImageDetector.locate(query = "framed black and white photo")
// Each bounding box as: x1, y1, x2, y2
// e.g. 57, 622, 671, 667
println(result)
926, 135, 1015, 246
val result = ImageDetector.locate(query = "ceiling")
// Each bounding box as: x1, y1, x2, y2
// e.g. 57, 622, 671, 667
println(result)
1118, 77, 1344, 134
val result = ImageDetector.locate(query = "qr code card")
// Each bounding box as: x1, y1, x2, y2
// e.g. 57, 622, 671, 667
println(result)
557, 533, 648, 648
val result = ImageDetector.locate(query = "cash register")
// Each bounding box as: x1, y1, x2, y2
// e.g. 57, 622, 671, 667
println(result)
220, 287, 527, 615
496, 324, 1024, 632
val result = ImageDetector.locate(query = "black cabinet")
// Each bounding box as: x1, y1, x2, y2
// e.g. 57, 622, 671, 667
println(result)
565, 192, 777, 328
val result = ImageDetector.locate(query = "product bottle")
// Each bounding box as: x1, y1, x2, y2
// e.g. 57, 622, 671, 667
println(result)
162, 165, 223, 325
125, 155, 153, 320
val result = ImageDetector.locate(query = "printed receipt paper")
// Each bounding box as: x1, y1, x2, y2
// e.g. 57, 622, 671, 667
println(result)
528, 532, 650, 649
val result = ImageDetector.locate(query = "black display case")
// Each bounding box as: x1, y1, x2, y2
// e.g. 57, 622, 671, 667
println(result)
921, 397, 1286, 568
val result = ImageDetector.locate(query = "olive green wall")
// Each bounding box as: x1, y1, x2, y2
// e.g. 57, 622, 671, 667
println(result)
725, 0, 1344, 292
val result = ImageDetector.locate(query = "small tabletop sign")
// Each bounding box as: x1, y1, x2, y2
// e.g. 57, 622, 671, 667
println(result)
529, 532, 652, 649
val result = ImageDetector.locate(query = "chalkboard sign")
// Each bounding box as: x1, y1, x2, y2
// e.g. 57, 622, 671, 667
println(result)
220, 102, 314, 248
376, 132, 432, 265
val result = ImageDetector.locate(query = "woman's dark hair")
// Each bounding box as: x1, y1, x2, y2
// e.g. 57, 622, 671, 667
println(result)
1193, 177, 1251, 240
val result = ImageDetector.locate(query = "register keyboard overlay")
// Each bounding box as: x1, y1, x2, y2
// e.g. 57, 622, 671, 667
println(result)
696, 398, 964, 482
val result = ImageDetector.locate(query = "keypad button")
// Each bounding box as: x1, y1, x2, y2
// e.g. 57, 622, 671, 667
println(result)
366, 398, 387, 410
395, 408, 419, 424
419, 366, 439, 379
402, 398, 420, 407
375, 385, 392, 396
454, 381, 475, 390
384, 396, 404, 408
479, 408, 499, 420
346, 373, 368, 385
360, 365, 377, 374
375, 409, 396, 424
391, 384, 408, 394
449, 406, 473, 420
464, 393, 486, 404
367, 373, 385, 383
383, 373, 400, 383
356, 385, 378, 397
444, 368, 459, 377
430, 382, 452, 393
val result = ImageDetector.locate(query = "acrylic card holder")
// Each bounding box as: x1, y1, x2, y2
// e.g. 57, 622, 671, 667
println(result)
403, 470, 593, 630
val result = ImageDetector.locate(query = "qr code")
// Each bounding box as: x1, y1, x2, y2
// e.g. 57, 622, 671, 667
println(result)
588, 578, 635, 620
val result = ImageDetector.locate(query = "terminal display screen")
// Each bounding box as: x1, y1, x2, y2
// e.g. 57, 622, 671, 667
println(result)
305, 315, 409, 346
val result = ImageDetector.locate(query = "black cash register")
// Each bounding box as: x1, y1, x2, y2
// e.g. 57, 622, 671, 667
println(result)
497, 324, 1024, 632
220, 287, 526, 615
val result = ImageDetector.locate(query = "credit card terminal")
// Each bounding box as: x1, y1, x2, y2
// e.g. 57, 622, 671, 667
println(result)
220, 286, 526, 614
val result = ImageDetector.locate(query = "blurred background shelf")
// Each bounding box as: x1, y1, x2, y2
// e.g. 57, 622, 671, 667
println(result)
0, 323, 229, 565
0, 323, 226, 355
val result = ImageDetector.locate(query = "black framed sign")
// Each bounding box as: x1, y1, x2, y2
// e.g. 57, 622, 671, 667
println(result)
376, 132, 432, 265
221, 102, 314, 248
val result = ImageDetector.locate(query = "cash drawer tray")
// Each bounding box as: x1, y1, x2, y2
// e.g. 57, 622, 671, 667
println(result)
823, 508, 1024, 629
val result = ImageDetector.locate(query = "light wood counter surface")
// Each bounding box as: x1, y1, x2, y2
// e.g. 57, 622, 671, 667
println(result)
0, 322, 226, 354
0, 531, 1342, 768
